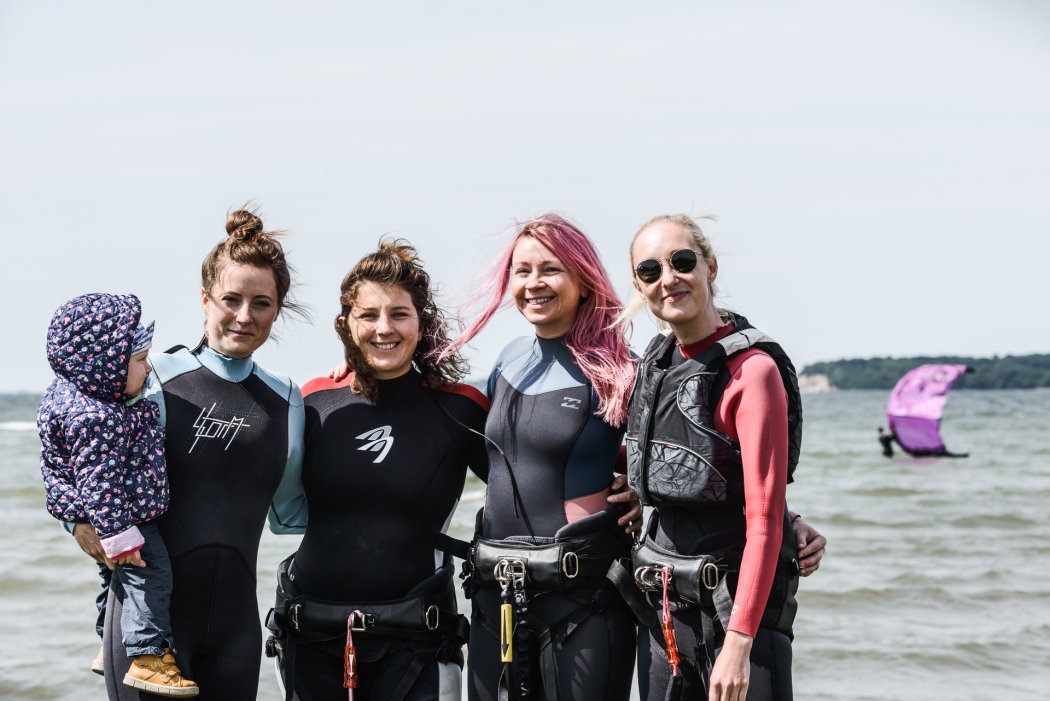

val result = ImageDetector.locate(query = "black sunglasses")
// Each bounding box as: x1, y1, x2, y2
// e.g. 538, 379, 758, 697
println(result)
634, 248, 698, 284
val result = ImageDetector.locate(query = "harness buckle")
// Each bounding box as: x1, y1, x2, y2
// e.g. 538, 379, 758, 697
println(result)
701, 562, 719, 591
348, 610, 369, 632
493, 558, 527, 591
425, 605, 440, 631
561, 551, 579, 579
634, 565, 668, 591
291, 604, 301, 631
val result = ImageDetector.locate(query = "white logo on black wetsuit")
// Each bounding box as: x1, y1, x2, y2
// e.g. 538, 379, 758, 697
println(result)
190, 403, 251, 452
356, 425, 394, 463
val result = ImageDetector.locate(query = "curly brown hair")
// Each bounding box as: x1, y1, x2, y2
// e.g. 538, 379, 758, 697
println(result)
335, 238, 469, 401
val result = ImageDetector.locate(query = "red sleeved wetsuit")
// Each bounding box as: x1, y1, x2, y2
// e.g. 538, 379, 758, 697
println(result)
678, 325, 789, 637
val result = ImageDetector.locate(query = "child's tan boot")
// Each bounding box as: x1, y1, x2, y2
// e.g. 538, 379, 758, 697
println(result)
91, 645, 104, 675
123, 650, 199, 697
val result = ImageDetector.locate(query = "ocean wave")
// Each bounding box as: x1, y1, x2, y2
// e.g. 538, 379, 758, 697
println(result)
0, 421, 35, 431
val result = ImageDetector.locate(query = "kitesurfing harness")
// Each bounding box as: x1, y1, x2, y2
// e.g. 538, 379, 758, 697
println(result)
265, 554, 469, 701
623, 314, 804, 681
436, 507, 636, 701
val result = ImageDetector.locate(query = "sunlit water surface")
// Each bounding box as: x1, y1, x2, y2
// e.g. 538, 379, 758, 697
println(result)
2, 390, 1048, 700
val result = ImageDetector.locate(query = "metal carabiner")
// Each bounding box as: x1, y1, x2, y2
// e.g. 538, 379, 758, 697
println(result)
494, 558, 527, 590
292, 603, 301, 631
634, 565, 668, 591
348, 610, 369, 632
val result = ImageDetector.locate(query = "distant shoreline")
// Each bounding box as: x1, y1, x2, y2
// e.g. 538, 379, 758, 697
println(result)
800, 354, 1050, 391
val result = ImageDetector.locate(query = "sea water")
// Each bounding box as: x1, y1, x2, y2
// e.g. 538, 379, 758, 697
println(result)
1, 390, 1048, 700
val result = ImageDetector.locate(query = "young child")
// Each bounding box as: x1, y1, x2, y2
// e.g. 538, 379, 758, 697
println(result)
38, 293, 198, 697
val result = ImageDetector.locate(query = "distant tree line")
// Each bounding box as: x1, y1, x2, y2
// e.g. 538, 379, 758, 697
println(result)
800, 354, 1050, 390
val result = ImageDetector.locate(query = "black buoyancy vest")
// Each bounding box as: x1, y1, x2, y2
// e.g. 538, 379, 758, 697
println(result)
625, 312, 803, 636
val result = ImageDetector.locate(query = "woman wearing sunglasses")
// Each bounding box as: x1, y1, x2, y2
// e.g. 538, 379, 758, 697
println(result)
440, 214, 643, 701
623, 214, 812, 701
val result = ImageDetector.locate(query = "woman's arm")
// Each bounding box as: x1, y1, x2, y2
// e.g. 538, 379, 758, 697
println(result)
268, 384, 308, 534
709, 351, 790, 700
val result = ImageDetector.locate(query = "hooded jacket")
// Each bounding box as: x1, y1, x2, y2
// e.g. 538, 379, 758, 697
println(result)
37, 293, 169, 559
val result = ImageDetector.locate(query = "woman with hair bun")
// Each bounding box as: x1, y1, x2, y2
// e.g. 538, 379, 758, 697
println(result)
74, 207, 308, 701
624, 214, 825, 701
267, 240, 490, 701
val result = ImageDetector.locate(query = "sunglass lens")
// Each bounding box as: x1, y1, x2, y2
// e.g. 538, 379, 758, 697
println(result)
635, 260, 661, 283
670, 249, 698, 274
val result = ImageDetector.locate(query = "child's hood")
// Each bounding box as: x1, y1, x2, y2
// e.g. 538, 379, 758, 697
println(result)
46, 293, 142, 403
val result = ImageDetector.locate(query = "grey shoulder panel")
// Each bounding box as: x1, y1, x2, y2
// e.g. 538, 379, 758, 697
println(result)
717, 327, 775, 357
150, 350, 202, 384
252, 364, 302, 406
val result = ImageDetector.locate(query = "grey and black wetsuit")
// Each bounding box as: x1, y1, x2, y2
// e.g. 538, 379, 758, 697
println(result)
269, 369, 489, 701
102, 342, 304, 701
467, 335, 636, 701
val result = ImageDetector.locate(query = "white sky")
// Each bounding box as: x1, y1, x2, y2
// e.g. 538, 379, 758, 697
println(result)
2, 0, 1048, 393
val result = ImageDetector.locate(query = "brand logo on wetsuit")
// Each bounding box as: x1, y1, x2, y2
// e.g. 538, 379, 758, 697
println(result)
356, 425, 394, 463
561, 397, 582, 410
190, 403, 251, 452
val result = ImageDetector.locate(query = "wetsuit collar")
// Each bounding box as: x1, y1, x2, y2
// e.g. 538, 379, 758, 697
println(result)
375, 368, 424, 406
194, 343, 256, 383
533, 334, 574, 362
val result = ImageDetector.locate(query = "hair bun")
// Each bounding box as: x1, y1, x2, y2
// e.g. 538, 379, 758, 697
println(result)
226, 209, 265, 241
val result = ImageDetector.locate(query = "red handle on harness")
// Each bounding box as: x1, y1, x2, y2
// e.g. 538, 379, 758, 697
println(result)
660, 568, 680, 677
344, 611, 362, 700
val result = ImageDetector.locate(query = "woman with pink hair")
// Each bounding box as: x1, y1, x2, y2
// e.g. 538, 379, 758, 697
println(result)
441, 214, 643, 701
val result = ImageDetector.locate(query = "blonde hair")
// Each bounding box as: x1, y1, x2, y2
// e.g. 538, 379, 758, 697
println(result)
616, 213, 719, 329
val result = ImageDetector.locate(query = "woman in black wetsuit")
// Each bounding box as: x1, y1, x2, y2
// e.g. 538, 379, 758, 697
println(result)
267, 240, 490, 701
69, 208, 308, 701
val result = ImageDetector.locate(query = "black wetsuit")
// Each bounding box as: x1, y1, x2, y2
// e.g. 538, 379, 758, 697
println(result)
270, 369, 489, 701
102, 343, 304, 701
468, 336, 636, 701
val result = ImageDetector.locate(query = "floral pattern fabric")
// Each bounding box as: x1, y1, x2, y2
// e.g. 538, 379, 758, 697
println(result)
37, 293, 169, 540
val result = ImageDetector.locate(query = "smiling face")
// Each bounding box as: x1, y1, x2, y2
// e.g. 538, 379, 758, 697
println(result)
201, 263, 280, 359
124, 351, 152, 397
631, 221, 721, 344
510, 236, 587, 339
344, 282, 421, 380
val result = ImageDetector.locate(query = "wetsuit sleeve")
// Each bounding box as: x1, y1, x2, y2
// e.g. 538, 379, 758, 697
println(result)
461, 391, 491, 483
713, 350, 788, 638
268, 382, 308, 534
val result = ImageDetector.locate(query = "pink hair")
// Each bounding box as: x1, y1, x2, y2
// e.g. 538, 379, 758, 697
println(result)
439, 214, 635, 426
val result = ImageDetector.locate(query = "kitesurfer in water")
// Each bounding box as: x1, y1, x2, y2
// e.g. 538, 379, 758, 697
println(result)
70, 208, 307, 701
267, 240, 489, 701
624, 214, 805, 701
878, 427, 895, 457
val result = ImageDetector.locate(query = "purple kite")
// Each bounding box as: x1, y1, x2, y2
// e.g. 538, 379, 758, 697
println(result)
881, 364, 972, 457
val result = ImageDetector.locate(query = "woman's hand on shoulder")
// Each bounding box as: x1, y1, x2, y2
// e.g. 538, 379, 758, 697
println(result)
791, 514, 826, 576
607, 475, 643, 535
328, 360, 352, 382
709, 630, 752, 701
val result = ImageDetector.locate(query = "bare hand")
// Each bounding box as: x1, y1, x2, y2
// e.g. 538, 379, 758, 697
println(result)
73, 523, 116, 570
790, 515, 826, 577
607, 475, 643, 535
709, 630, 752, 701
116, 551, 146, 568
328, 360, 352, 382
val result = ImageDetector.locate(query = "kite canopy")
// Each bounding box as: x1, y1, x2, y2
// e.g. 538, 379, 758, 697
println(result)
887, 364, 969, 456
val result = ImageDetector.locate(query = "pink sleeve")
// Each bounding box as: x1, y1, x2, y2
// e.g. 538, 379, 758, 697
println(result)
712, 350, 788, 638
